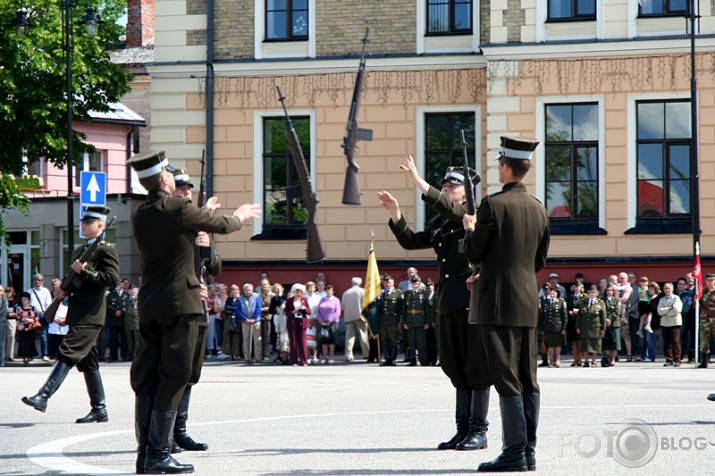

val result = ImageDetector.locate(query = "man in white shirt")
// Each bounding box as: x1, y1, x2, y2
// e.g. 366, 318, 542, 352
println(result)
341, 278, 368, 361
27, 274, 53, 361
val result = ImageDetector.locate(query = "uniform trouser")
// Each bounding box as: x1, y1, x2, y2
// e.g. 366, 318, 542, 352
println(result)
426, 324, 439, 364
260, 317, 272, 358
345, 319, 369, 358
130, 314, 201, 411
480, 325, 538, 397
380, 325, 398, 361
242, 321, 262, 361
126, 329, 141, 360
188, 323, 208, 386
5, 319, 16, 359
59, 324, 103, 372
109, 326, 127, 360
407, 326, 428, 364
699, 318, 715, 353
440, 309, 474, 390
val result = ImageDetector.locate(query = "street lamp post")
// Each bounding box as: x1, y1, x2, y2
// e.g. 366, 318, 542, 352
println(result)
14, 3, 103, 255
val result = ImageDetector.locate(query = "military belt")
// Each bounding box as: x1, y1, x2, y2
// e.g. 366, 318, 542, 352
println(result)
406, 310, 424, 315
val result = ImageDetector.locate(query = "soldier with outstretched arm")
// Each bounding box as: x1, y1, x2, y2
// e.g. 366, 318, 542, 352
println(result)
378, 154, 490, 452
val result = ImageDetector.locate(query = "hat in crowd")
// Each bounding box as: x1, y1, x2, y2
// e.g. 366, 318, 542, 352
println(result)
173, 168, 194, 188
549, 272, 559, 279
587, 284, 599, 292
494, 136, 540, 161
384, 275, 394, 282
411, 276, 421, 283
425, 278, 434, 286
290, 283, 306, 294
440, 166, 481, 186
127, 150, 175, 179
81, 206, 111, 222
706, 273, 715, 279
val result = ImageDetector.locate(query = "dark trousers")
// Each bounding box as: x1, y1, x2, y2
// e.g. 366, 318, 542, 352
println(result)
440, 309, 472, 389
425, 324, 439, 365
481, 326, 538, 397
47, 333, 65, 359
680, 310, 695, 359
287, 317, 308, 365
379, 325, 398, 361
58, 324, 103, 372
662, 326, 682, 364
628, 317, 641, 355
109, 326, 127, 361
189, 323, 208, 386
126, 329, 141, 360
261, 317, 271, 358
407, 326, 428, 365
130, 314, 201, 411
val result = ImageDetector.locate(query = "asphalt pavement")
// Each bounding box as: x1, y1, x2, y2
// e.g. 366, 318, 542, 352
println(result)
2, 357, 715, 475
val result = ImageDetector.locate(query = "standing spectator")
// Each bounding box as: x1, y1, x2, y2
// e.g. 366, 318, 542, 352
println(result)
398, 267, 419, 293
424, 279, 439, 366
16, 292, 39, 366
639, 282, 661, 362
378, 276, 403, 366
577, 285, 607, 367
539, 287, 567, 367
315, 284, 341, 364
106, 281, 128, 362
213, 284, 228, 360
402, 276, 430, 366
205, 286, 219, 358
305, 281, 321, 364
539, 273, 566, 300
342, 277, 368, 362
613, 272, 633, 362
676, 277, 695, 363
315, 272, 327, 287
51, 278, 61, 298
597, 278, 609, 299
269, 283, 288, 364
285, 284, 310, 366
315, 280, 327, 299
27, 274, 52, 362
237, 283, 262, 363
658, 283, 683, 367
259, 279, 275, 361
5, 287, 17, 362
125, 284, 140, 361
602, 285, 622, 367
698, 274, 715, 368
626, 272, 640, 361
567, 283, 586, 366
46, 288, 69, 359
222, 284, 242, 361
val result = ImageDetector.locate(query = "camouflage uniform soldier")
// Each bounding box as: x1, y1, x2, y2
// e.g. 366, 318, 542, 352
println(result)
698, 273, 715, 369
402, 276, 430, 366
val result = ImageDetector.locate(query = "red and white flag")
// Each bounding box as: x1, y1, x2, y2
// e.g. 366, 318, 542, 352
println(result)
694, 242, 703, 300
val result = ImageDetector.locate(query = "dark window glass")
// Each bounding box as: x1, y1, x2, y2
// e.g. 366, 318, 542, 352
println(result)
544, 103, 599, 221
636, 100, 691, 221
74, 151, 102, 188
639, 0, 687, 16
424, 112, 475, 226
266, 0, 308, 41
548, 0, 596, 20
427, 0, 472, 35
263, 116, 310, 228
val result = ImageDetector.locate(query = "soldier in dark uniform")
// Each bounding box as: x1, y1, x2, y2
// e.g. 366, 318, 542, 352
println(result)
378, 155, 489, 452
378, 276, 403, 366
577, 285, 607, 367
539, 287, 567, 367
128, 150, 260, 474
402, 276, 430, 366
22, 206, 120, 424
106, 282, 128, 361
463, 136, 550, 472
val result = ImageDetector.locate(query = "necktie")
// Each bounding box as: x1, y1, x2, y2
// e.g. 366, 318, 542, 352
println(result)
589, 300, 593, 307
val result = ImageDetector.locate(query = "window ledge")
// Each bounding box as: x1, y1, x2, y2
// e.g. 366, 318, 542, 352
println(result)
549, 221, 606, 236
545, 18, 596, 23
625, 221, 692, 235
252, 227, 307, 241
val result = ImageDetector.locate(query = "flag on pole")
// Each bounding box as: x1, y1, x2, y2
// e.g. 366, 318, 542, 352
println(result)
362, 239, 382, 338
694, 242, 703, 300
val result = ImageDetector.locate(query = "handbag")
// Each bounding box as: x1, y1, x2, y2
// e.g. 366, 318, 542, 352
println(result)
29, 318, 42, 332
317, 324, 334, 345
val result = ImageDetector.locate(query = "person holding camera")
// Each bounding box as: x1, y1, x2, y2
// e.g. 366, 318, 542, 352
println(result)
285, 284, 311, 366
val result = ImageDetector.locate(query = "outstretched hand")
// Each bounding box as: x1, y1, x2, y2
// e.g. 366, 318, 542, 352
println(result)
400, 155, 430, 194
234, 203, 262, 223
205, 196, 221, 214
377, 191, 401, 223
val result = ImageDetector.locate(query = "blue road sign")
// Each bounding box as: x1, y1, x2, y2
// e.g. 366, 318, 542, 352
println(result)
80, 171, 107, 206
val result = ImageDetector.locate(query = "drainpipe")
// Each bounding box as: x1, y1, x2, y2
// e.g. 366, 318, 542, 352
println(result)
206, 0, 215, 196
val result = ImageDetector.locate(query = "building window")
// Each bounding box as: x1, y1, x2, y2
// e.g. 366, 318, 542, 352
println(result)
636, 100, 691, 224
74, 150, 103, 189
424, 112, 475, 226
426, 0, 472, 35
638, 0, 687, 17
547, 0, 596, 21
544, 103, 599, 228
265, 0, 308, 41
261, 116, 311, 237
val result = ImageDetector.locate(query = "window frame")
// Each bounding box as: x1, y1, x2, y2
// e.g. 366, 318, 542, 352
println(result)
73, 150, 104, 190
264, 0, 309, 42
425, 0, 473, 36
252, 109, 316, 240
637, 0, 688, 18
546, 0, 597, 22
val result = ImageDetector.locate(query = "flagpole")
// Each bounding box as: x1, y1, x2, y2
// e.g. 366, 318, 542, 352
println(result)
689, 0, 701, 367
695, 243, 701, 366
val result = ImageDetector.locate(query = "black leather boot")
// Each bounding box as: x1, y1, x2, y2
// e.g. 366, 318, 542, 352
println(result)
438, 389, 470, 450
698, 352, 708, 368
76, 369, 109, 423
477, 396, 528, 472
456, 389, 489, 450
21, 359, 72, 412
144, 410, 194, 474
135, 397, 153, 475
174, 387, 208, 451
523, 393, 540, 471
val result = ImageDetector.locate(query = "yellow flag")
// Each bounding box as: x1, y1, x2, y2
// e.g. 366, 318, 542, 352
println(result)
362, 240, 381, 337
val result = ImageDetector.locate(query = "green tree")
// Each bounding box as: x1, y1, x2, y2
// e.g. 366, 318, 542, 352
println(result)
0, 0, 131, 237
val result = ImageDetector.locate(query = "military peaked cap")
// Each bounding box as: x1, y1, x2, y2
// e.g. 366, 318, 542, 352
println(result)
127, 150, 175, 179
81, 206, 111, 222
173, 168, 194, 188
495, 136, 540, 161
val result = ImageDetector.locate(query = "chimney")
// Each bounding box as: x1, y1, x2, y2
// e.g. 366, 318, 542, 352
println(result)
126, 0, 154, 47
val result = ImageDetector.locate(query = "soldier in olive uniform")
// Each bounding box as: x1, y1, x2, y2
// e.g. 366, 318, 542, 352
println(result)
379, 155, 489, 452
567, 283, 586, 367
378, 276, 403, 366
539, 287, 567, 368
22, 206, 120, 424
106, 282, 128, 361
577, 285, 607, 367
402, 276, 430, 366
602, 285, 622, 367
698, 273, 715, 368
463, 136, 549, 472
128, 150, 260, 474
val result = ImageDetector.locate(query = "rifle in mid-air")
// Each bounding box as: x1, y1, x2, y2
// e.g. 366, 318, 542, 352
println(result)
341, 27, 373, 206
460, 129, 479, 215
44, 216, 116, 322
276, 86, 326, 263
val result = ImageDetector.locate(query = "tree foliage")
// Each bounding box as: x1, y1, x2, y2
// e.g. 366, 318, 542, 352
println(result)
0, 0, 131, 232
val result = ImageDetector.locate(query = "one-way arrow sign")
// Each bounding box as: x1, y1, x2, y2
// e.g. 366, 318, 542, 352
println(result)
80, 171, 107, 206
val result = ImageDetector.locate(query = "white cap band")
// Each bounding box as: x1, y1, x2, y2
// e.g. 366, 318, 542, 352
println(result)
442, 170, 465, 184
135, 158, 168, 178
498, 147, 534, 160
82, 211, 107, 221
